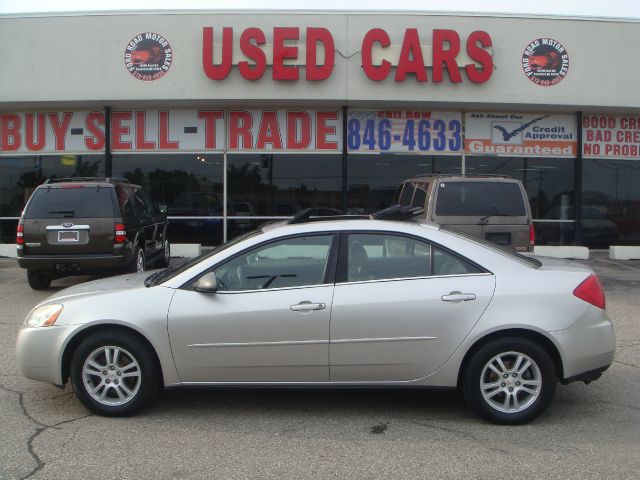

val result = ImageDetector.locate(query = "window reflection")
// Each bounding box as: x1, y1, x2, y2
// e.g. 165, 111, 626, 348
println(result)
583, 159, 640, 247
112, 154, 224, 245
0, 155, 105, 242
227, 154, 342, 217
465, 156, 575, 245
347, 155, 461, 213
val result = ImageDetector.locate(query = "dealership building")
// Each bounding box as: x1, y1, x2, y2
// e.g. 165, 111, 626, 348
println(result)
1, 10, 639, 250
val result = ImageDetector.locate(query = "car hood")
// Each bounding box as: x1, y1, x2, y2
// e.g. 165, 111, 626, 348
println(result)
38, 270, 164, 306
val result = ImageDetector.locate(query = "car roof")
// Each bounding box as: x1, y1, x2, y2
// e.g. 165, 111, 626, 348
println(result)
404, 175, 519, 183
261, 218, 440, 235
39, 177, 139, 188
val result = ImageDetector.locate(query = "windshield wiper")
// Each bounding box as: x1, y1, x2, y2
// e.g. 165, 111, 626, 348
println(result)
145, 267, 174, 287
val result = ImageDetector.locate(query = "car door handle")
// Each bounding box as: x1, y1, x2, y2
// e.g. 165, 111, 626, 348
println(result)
441, 292, 477, 302
290, 301, 326, 312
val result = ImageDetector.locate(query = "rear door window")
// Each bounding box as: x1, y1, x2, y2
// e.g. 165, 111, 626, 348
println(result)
24, 187, 115, 219
435, 182, 526, 216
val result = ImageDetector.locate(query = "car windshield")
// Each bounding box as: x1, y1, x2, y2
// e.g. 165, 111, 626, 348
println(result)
440, 226, 541, 268
145, 229, 264, 287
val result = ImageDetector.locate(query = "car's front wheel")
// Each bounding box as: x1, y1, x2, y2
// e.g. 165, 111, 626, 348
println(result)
462, 337, 557, 425
70, 330, 159, 416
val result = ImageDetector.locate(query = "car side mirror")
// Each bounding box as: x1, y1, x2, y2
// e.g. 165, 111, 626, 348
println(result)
193, 272, 218, 293
156, 203, 168, 214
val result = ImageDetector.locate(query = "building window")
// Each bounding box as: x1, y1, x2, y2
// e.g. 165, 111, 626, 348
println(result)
465, 156, 575, 245
582, 158, 640, 248
347, 154, 461, 214
112, 154, 224, 245
0, 155, 105, 242
226, 153, 342, 239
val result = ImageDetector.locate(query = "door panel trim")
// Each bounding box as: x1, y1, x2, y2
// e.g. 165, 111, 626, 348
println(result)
331, 336, 437, 345
188, 339, 329, 348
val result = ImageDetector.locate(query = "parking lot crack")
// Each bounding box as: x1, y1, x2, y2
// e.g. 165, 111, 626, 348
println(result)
614, 359, 640, 369
410, 421, 511, 455
0, 383, 93, 480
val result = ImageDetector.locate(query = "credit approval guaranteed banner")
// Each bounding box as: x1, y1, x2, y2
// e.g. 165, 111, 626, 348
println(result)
464, 112, 577, 157
0, 109, 342, 154
347, 110, 462, 154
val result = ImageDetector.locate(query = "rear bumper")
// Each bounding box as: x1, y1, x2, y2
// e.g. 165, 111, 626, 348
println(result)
17, 253, 130, 272
549, 307, 616, 381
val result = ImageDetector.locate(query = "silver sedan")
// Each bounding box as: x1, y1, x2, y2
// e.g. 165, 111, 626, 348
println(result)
16, 219, 615, 424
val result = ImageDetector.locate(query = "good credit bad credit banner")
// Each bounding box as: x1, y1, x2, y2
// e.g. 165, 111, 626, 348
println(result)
347, 110, 462, 154
582, 114, 640, 159
465, 113, 577, 157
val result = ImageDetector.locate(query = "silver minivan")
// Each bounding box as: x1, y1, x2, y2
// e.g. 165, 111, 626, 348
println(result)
394, 175, 534, 252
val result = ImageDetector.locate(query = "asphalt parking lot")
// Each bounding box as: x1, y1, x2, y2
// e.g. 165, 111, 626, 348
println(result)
1, 253, 639, 480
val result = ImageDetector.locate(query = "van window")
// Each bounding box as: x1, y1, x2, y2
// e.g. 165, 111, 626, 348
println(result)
435, 182, 526, 217
411, 186, 427, 208
399, 183, 415, 206
24, 187, 115, 219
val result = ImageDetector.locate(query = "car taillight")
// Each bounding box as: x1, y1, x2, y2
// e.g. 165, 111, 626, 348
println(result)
529, 224, 535, 246
114, 223, 127, 244
16, 224, 24, 245
573, 274, 606, 309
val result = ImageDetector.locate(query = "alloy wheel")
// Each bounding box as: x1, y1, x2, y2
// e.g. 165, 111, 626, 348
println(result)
81, 346, 142, 406
479, 351, 542, 413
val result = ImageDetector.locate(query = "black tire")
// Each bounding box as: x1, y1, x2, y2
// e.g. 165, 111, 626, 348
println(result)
462, 337, 557, 425
27, 270, 52, 290
70, 330, 159, 416
130, 245, 145, 273
156, 239, 170, 268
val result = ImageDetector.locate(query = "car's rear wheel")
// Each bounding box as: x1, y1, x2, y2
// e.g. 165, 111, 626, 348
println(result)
130, 245, 145, 273
70, 330, 158, 416
26, 270, 52, 290
156, 239, 170, 268
462, 337, 557, 425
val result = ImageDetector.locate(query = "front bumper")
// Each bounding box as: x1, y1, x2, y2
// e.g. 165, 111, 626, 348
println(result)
549, 307, 616, 381
16, 324, 76, 386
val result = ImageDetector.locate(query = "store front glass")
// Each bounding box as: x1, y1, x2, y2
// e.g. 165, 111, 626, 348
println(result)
0, 155, 105, 242
465, 156, 575, 245
582, 158, 640, 247
347, 155, 462, 213
226, 153, 342, 240
112, 154, 224, 245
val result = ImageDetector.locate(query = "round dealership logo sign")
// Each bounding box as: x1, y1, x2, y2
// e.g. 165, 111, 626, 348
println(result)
124, 32, 173, 81
521, 38, 569, 86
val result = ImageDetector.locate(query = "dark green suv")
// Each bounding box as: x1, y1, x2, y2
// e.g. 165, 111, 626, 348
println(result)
17, 177, 170, 290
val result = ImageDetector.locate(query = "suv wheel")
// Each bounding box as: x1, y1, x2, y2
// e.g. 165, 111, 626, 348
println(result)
70, 330, 159, 416
157, 239, 170, 268
27, 270, 52, 290
462, 337, 557, 425
131, 246, 145, 273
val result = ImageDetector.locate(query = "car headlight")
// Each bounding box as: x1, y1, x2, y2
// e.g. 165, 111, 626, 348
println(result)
25, 304, 63, 327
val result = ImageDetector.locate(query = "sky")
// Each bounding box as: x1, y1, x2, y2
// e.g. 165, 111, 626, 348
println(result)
1, 0, 639, 18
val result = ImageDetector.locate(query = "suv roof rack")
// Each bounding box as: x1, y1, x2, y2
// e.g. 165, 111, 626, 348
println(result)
43, 177, 131, 184
286, 205, 423, 225
409, 174, 513, 179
